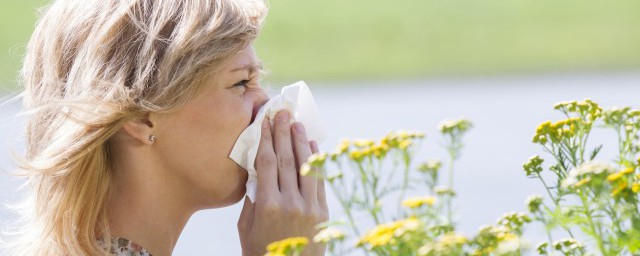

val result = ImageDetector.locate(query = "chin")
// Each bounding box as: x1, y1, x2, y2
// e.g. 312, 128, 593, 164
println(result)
207, 168, 248, 209
214, 184, 246, 208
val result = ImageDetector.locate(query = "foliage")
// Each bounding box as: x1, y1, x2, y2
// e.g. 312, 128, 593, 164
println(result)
269, 98, 640, 255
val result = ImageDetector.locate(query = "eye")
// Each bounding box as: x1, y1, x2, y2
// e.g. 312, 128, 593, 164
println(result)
233, 79, 250, 88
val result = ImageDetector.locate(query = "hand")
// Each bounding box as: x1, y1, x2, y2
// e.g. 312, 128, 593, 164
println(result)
238, 110, 329, 256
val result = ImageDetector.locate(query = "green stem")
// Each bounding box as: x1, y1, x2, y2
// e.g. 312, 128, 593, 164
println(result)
536, 173, 558, 204
328, 181, 370, 256
397, 150, 411, 216
579, 192, 607, 255
606, 203, 623, 236
446, 147, 455, 225
543, 145, 568, 175
357, 159, 381, 224
328, 181, 361, 236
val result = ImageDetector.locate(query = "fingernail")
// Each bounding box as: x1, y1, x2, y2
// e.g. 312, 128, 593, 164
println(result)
293, 122, 305, 133
262, 117, 270, 129
278, 110, 289, 123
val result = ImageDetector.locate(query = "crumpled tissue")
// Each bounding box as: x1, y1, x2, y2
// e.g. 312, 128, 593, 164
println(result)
229, 81, 326, 202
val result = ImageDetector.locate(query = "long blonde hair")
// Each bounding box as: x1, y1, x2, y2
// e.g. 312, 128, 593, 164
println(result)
1, 0, 267, 255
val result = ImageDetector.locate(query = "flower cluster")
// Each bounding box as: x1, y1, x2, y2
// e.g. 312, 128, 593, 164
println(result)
356, 217, 422, 249
525, 195, 543, 213
496, 212, 531, 235
313, 227, 346, 244
537, 238, 586, 256
401, 196, 436, 209
561, 161, 616, 189
271, 99, 640, 256
523, 155, 544, 177
531, 118, 581, 144
265, 237, 308, 256
418, 159, 442, 173
300, 152, 328, 177
606, 167, 639, 197
417, 232, 467, 256
526, 99, 640, 255
602, 106, 640, 165
553, 99, 602, 123
333, 130, 424, 163
469, 225, 526, 256
438, 119, 472, 136
602, 106, 640, 129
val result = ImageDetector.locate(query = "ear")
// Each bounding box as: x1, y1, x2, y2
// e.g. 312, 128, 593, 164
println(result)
121, 113, 156, 145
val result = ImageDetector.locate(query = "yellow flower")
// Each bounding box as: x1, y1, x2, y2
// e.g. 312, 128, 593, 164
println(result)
632, 183, 640, 193
607, 172, 624, 182
496, 232, 517, 241
607, 167, 634, 182
611, 181, 628, 197
371, 144, 390, 158
573, 177, 591, 187
394, 217, 422, 237
438, 233, 467, 246
300, 163, 312, 176
402, 196, 436, 209
265, 237, 308, 256
308, 153, 327, 164
356, 222, 399, 248
354, 139, 374, 148
357, 218, 421, 248
332, 139, 350, 155
397, 130, 410, 140
349, 150, 365, 162
399, 140, 412, 150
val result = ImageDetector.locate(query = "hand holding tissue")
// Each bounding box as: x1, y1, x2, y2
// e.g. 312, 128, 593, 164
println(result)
229, 81, 326, 202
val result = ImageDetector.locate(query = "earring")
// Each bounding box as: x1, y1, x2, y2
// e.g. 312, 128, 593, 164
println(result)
148, 134, 156, 143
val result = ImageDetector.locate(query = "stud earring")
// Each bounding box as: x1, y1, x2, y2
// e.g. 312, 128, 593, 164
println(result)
148, 134, 156, 143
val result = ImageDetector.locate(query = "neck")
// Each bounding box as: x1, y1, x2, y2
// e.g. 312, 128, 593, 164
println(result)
107, 152, 196, 256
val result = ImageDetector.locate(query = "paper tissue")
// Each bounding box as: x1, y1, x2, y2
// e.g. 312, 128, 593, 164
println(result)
229, 81, 326, 202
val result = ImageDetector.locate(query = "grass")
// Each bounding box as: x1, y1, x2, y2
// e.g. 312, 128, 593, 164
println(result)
0, 0, 46, 91
256, 0, 640, 82
1, 0, 640, 90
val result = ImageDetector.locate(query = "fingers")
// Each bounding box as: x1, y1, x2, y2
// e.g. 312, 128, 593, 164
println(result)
292, 122, 317, 202
237, 196, 255, 233
310, 140, 328, 211
273, 111, 299, 195
255, 117, 278, 196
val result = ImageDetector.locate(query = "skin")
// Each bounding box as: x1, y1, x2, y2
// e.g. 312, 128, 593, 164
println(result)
108, 44, 328, 256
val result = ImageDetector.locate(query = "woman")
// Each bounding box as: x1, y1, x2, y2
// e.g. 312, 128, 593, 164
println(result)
2, 0, 328, 255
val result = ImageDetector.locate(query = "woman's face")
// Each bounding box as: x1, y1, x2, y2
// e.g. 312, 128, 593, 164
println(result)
154, 45, 267, 209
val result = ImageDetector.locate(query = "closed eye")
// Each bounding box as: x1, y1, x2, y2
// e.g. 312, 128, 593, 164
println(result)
233, 79, 250, 88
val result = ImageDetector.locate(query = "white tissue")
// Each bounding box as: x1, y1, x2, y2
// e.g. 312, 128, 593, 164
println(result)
229, 81, 326, 202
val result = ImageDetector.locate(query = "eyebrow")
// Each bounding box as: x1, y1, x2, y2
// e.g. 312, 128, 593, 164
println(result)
229, 62, 264, 73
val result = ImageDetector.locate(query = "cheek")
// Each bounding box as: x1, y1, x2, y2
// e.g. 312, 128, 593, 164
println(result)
158, 96, 254, 195
187, 96, 253, 141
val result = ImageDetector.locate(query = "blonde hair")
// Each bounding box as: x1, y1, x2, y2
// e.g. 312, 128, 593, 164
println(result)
1, 0, 267, 255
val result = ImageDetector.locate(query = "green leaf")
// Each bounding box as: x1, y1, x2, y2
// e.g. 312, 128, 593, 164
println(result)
590, 145, 604, 160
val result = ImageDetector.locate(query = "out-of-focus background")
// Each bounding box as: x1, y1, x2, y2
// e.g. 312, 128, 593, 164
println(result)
1, 0, 639, 255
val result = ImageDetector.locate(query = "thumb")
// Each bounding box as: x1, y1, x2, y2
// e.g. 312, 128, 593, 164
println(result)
238, 196, 255, 232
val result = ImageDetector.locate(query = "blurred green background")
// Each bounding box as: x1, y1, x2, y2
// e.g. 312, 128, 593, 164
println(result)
1, 0, 639, 90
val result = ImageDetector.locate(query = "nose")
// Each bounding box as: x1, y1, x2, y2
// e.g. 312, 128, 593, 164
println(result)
250, 90, 269, 124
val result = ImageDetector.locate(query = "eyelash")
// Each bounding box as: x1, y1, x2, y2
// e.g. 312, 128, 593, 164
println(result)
233, 79, 250, 88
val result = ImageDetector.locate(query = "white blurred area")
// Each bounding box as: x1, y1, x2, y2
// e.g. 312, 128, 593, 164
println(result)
1, 71, 639, 255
